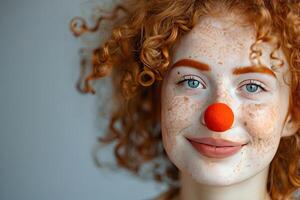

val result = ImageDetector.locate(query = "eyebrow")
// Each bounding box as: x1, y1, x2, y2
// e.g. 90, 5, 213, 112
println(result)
171, 58, 277, 79
172, 59, 211, 71
232, 66, 276, 78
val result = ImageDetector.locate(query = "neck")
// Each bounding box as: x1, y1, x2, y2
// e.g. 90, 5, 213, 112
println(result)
179, 166, 271, 200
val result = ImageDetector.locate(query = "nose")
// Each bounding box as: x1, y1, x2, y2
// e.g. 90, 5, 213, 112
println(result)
203, 102, 234, 132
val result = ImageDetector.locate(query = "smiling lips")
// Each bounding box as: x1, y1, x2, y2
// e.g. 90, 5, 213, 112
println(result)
187, 137, 247, 159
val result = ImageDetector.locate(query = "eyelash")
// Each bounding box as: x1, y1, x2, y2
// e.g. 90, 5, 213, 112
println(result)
176, 76, 268, 95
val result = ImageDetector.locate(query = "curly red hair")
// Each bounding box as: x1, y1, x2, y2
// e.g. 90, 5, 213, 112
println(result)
70, 0, 300, 199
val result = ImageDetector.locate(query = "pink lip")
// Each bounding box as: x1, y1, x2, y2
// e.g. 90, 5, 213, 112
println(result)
187, 137, 247, 159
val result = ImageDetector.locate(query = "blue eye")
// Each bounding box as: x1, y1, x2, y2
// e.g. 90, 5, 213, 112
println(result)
245, 84, 259, 93
188, 80, 200, 88
240, 80, 267, 96
177, 75, 206, 89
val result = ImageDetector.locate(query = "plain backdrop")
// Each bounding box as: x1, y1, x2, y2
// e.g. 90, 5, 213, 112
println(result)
1, 1, 300, 200
0, 0, 166, 200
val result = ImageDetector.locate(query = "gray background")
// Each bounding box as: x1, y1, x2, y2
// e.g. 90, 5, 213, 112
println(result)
0, 0, 166, 199
1, 0, 299, 200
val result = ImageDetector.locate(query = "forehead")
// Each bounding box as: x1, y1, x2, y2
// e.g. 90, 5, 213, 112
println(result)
172, 15, 272, 68
192, 16, 254, 42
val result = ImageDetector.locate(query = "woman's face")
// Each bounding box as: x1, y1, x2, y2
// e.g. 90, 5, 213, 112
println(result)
161, 15, 291, 186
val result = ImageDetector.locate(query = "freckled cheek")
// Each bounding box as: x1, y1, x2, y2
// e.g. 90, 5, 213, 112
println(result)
239, 104, 280, 138
162, 96, 202, 155
162, 96, 201, 135
239, 104, 281, 153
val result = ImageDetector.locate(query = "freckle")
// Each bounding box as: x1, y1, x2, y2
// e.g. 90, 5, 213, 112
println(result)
184, 96, 188, 102
188, 55, 192, 58
218, 61, 223, 65
177, 71, 180, 75
249, 112, 255, 118
244, 122, 247, 127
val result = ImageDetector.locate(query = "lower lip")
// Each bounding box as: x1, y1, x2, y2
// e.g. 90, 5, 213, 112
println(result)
188, 140, 244, 159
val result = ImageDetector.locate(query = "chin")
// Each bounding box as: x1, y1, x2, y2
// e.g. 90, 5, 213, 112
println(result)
189, 173, 245, 186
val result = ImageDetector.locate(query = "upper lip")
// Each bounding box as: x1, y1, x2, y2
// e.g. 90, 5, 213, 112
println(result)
186, 137, 247, 147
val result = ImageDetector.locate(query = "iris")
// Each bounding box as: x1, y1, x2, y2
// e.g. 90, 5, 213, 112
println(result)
246, 84, 259, 93
188, 80, 200, 88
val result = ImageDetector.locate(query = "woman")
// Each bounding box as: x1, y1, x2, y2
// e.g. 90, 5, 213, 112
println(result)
70, 0, 300, 199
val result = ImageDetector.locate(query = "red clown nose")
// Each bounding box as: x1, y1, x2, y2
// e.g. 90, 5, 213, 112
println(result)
204, 102, 234, 132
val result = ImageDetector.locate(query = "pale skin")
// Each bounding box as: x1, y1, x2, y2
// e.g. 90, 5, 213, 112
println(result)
159, 13, 299, 200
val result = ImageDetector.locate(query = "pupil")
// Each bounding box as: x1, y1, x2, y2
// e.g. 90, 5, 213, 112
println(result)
246, 84, 258, 92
